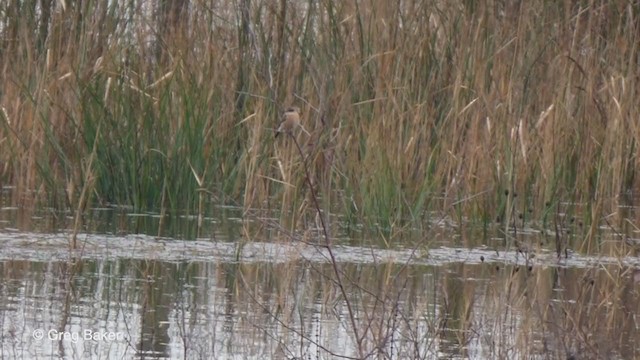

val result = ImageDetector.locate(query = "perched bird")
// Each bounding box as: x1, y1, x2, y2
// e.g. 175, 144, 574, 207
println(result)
275, 106, 302, 138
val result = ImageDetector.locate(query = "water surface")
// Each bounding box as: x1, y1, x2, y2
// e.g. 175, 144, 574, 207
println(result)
1, 203, 639, 359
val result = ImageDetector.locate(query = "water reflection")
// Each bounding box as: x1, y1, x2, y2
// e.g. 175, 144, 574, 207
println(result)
1, 200, 640, 358
1, 241, 639, 359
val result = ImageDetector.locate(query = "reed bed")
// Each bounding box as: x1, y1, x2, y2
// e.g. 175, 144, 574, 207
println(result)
3, 3, 640, 358
1, 1, 639, 240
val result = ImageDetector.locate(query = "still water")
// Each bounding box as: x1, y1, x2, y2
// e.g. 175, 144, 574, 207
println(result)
1, 203, 639, 359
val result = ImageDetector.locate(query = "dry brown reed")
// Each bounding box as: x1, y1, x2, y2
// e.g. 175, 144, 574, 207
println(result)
0, 13, 632, 351
3, 3, 640, 356
2, 2, 638, 241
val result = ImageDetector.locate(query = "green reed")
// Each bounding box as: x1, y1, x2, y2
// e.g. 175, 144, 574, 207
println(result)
0, 1, 639, 248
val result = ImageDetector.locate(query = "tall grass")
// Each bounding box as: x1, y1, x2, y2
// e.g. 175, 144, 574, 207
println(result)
1, 1, 639, 245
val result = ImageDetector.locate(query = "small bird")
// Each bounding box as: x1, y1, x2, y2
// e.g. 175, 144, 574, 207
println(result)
275, 106, 301, 138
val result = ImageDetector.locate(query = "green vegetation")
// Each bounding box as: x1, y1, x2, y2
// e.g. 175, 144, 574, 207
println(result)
1, 1, 639, 238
